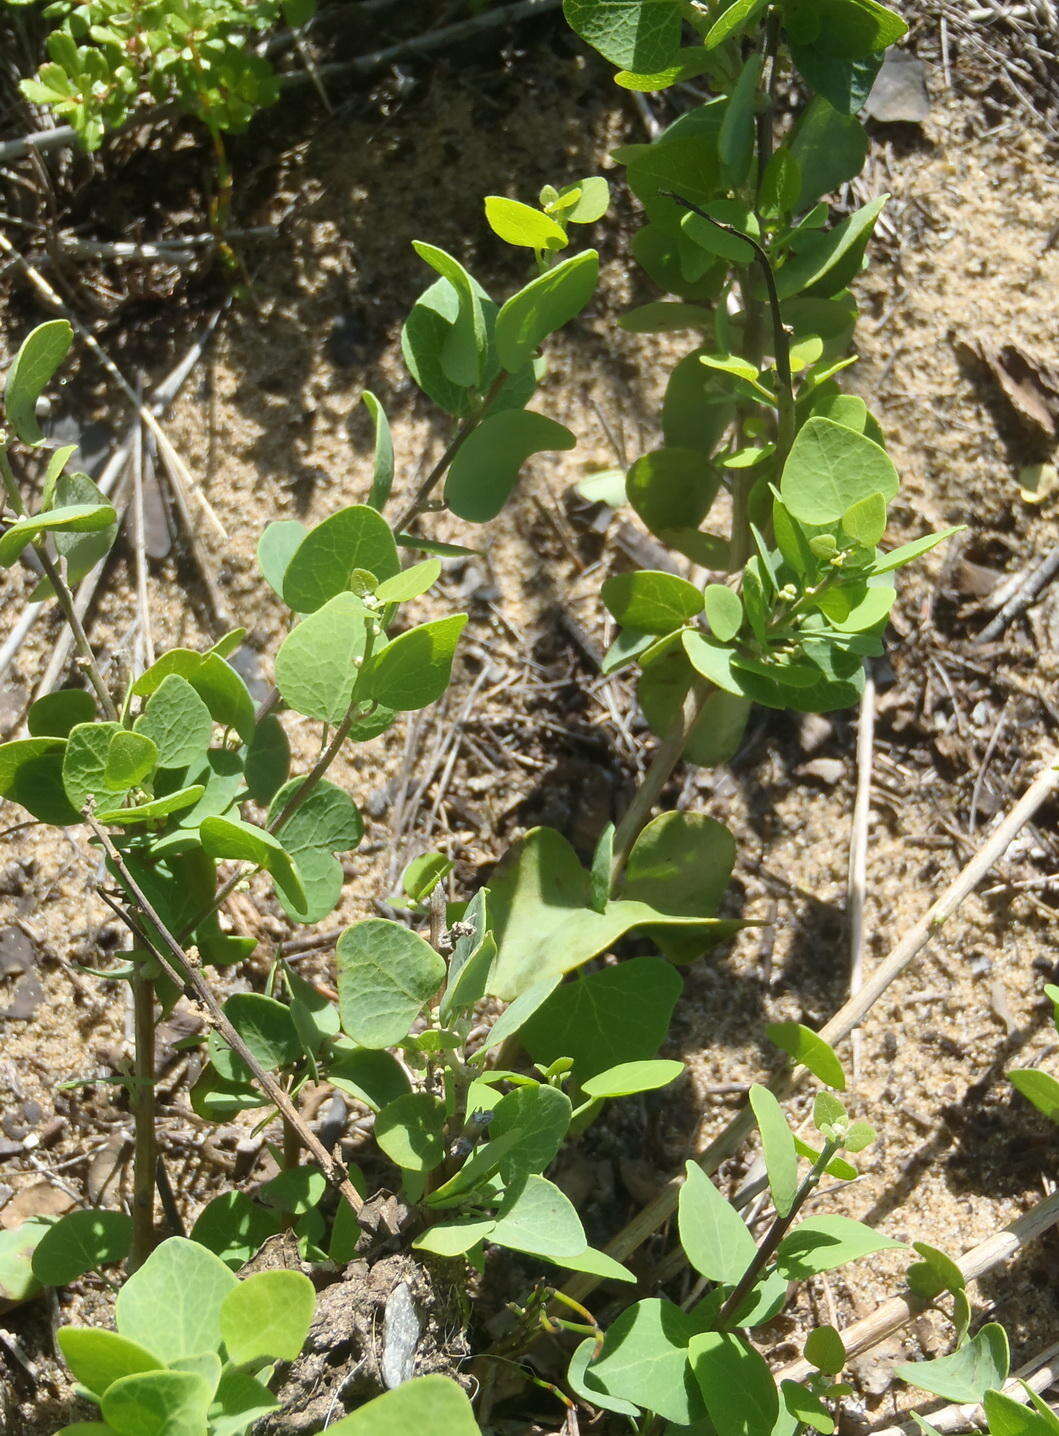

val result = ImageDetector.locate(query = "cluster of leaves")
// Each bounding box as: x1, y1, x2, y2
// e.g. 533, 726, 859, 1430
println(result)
14, 0, 314, 150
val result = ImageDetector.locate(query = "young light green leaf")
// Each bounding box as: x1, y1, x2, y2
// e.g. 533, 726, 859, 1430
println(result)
257, 519, 307, 600
1008, 1068, 1059, 1123
114, 1237, 237, 1363
490, 1174, 587, 1260
445, 410, 576, 523
678, 1160, 756, 1284
895, 1323, 1009, 1405
776, 1214, 905, 1278
749, 1084, 799, 1217
413, 1217, 497, 1258
485, 196, 566, 250
690, 1330, 779, 1436
218, 1270, 314, 1365
495, 250, 599, 373
373, 558, 441, 605
582, 1060, 684, 1098
780, 417, 898, 526
101, 1368, 213, 1435
274, 592, 370, 724
869, 527, 964, 575
32, 1210, 133, 1287
364, 614, 467, 711
841, 491, 888, 547
703, 583, 744, 643
489, 1084, 572, 1182
601, 569, 704, 634
0, 503, 117, 568
375, 1091, 446, 1172
282, 504, 399, 613
361, 390, 394, 511
767, 1021, 846, 1089
199, 816, 306, 910
95, 785, 205, 826
556, 176, 610, 223
324, 1375, 480, 1435
5, 319, 73, 444
134, 675, 212, 769
57, 1327, 162, 1397
336, 918, 446, 1048
104, 730, 157, 792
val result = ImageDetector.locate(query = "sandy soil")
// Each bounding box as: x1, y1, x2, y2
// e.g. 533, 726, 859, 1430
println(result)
1, 3, 1058, 1431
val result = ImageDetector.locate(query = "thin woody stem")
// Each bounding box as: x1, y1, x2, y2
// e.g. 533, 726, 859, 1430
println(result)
85, 812, 365, 1216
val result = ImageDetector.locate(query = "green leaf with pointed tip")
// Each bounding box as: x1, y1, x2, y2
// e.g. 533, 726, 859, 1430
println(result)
780, 416, 898, 525
96, 785, 204, 826
258, 520, 307, 600
101, 1367, 213, 1436
324, 1375, 480, 1435
568, 1337, 640, 1418
490, 1174, 587, 1260
412, 241, 488, 389
678, 1160, 756, 1284
521, 955, 681, 1081
219, 1269, 314, 1365
274, 592, 370, 723
805, 1325, 846, 1376
115, 1237, 237, 1363
705, 0, 768, 47
0, 503, 117, 568
134, 676, 212, 770
767, 1021, 846, 1089
374, 559, 441, 605
27, 689, 95, 738
413, 1217, 496, 1258
200, 816, 306, 910
1008, 1068, 1059, 1123
57, 1328, 162, 1398
690, 1330, 779, 1436
870, 527, 963, 576
585, 1298, 706, 1425
562, 0, 682, 68
487, 823, 738, 999
475, 975, 561, 1056
841, 491, 887, 547
0, 736, 77, 824
445, 410, 576, 523
983, 1389, 1059, 1436
186, 653, 254, 744
104, 731, 157, 792
602, 569, 703, 634
282, 505, 399, 614
336, 918, 446, 1048
907, 1241, 966, 1300
376, 1091, 446, 1172
364, 614, 467, 711
895, 1323, 1009, 1405
496, 250, 599, 373
749, 1083, 799, 1218
582, 1059, 683, 1098
485, 196, 566, 250
777, 1214, 904, 1278
361, 391, 394, 511
32, 1210, 132, 1286
777, 195, 888, 299
5, 320, 72, 444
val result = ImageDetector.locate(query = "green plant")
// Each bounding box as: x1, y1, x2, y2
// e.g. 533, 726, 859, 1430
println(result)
3, 0, 1032, 1428
15, 0, 312, 151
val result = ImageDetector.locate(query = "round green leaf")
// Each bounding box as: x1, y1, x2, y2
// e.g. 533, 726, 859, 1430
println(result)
104, 730, 158, 792
281, 505, 399, 614
336, 918, 446, 1048
375, 1091, 446, 1172
115, 1237, 237, 1365
57, 1328, 163, 1397
102, 1367, 213, 1436
364, 614, 467, 712
219, 1269, 315, 1365
134, 675, 212, 770
274, 591, 370, 724
703, 583, 744, 642
601, 569, 704, 634
27, 689, 95, 738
